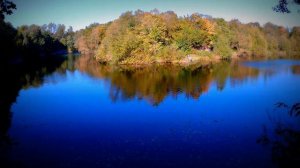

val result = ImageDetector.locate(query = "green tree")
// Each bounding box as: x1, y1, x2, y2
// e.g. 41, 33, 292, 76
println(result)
54, 24, 66, 40
213, 18, 233, 59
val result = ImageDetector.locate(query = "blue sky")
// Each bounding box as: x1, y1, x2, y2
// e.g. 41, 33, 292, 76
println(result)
6, 0, 300, 30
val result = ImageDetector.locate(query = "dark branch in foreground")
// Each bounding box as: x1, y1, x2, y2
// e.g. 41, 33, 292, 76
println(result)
273, 0, 300, 13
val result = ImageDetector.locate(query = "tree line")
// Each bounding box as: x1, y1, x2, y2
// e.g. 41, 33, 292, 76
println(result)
0, 20, 76, 63
74, 10, 300, 64
1, 0, 76, 64
1, 1, 300, 65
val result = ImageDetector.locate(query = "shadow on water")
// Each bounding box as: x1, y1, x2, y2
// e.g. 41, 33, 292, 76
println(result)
0, 53, 67, 166
257, 102, 300, 168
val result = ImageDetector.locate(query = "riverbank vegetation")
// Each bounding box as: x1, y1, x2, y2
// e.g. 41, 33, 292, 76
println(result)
0, 21, 75, 63
75, 10, 300, 64
1, 2, 300, 65
0, 1, 75, 65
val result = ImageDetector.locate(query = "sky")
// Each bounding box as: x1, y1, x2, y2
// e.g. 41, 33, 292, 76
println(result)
5, 0, 300, 30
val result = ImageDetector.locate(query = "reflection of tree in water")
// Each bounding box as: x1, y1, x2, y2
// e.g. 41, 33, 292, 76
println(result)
212, 62, 260, 90
106, 66, 213, 105
75, 56, 261, 105
291, 65, 300, 75
0, 55, 66, 147
76, 56, 214, 105
257, 103, 300, 168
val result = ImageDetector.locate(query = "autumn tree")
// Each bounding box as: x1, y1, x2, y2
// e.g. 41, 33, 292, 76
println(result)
72, 10, 300, 64
290, 27, 300, 57
75, 23, 107, 55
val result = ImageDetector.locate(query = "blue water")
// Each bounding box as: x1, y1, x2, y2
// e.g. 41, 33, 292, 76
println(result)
3, 58, 300, 167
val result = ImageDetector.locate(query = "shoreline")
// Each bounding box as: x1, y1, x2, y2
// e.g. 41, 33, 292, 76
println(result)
92, 54, 300, 69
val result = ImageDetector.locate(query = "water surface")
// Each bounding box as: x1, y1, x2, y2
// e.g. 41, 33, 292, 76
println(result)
1, 56, 300, 168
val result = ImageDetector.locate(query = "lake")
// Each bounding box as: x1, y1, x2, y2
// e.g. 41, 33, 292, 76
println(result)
1, 55, 300, 168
